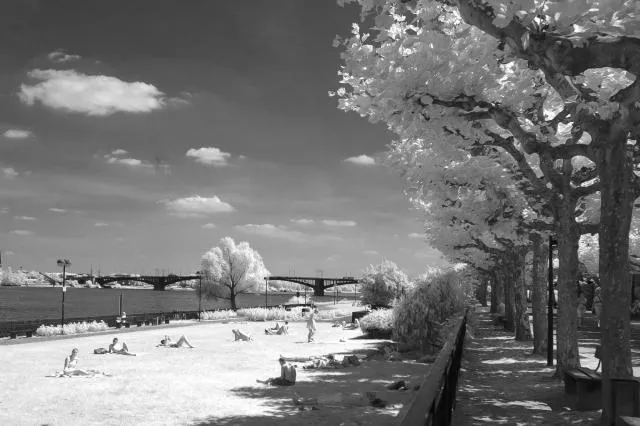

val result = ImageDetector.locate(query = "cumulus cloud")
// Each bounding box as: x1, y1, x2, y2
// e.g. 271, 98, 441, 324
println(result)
322, 219, 357, 227
10, 230, 33, 236
19, 69, 168, 116
185, 147, 232, 167
290, 218, 314, 225
3, 129, 32, 139
408, 233, 423, 239
161, 195, 235, 218
48, 50, 81, 63
202, 223, 217, 229
94, 222, 108, 227
15, 216, 36, 221
344, 154, 376, 166
364, 250, 379, 256
48, 208, 67, 213
235, 224, 305, 242
2, 168, 18, 179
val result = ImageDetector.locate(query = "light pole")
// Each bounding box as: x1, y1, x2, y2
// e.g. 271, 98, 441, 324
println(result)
57, 259, 71, 334
547, 236, 556, 367
196, 271, 203, 322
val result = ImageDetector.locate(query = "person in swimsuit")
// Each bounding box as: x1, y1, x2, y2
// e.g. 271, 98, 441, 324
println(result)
108, 337, 136, 356
157, 335, 194, 348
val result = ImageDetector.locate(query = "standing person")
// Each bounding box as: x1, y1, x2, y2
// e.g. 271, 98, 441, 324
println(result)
593, 287, 603, 328
577, 291, 587, 327
306, 308, 317, 343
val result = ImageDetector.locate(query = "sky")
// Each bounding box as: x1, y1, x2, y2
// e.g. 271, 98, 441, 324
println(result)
0, 0, 447, 277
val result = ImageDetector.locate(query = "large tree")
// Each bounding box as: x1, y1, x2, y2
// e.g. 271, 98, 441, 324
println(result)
335, 2, 638, 420
200, 237, 269, 310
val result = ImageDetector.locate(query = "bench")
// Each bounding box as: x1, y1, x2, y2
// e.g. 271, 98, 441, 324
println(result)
9, 328, 35, 339
564, 367, 602, 410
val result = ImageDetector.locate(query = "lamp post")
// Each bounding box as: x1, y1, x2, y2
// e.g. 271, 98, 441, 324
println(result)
57, 259, 71, 334
547, 236, 556, 367
196, 271, 203, 322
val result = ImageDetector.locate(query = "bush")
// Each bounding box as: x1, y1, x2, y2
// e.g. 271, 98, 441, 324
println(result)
359, 308, 394, 338
36, 320, 109, 336
359, 260, 412, 308
393, 268, 472, 353
199, 310, 238, 320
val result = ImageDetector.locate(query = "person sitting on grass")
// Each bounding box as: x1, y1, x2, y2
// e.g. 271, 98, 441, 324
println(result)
265, 321, 289, 335
108, 337, 136, 356
157, 335, 194, 348
257, 357, 297, 386
232, 329, 252, 341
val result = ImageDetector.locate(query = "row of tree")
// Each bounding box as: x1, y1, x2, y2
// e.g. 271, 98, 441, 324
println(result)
334, 1, 640, 422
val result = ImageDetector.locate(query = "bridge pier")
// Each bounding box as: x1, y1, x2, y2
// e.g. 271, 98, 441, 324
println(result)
314, 279, 325, 296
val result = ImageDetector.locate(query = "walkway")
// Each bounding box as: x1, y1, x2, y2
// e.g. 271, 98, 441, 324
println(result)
452, 308, 601, 425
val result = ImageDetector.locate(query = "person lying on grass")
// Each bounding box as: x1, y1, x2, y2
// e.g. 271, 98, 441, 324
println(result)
256, 357, 297, 386
157, 335, 195, 348
108, 337, 136, 356
232, 329, 252, 341
265, 321, 289, 335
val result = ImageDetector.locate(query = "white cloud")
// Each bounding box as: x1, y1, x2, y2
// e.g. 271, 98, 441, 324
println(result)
2, 168, 18, 179
202, 223, 217, 229
344, 154, 376, 166
162, 195, 235, 218
19, 69, 168, 116
48, 50, 81, 63
364, 250, 379, 256
290, 218, 315, 225
10, 230, 33, 236
408, 233, 423, 239
94, 222, 108, 227
15, 216, 36, 221
185, 147, 232, 167
48, 208, 67, 213
322, 219, 357, 227
3, 129, 32, 139
111, 149, 128, 156
235, 224, 305, 242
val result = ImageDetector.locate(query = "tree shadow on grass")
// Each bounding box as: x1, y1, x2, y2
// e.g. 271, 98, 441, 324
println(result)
190, 341, 430, 425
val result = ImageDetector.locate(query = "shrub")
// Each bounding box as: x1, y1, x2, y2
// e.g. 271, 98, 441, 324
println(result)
199, 310, 238, 320
359, 260, 413, 308
393, 268, 472, 353
359, 308, 394, 338
36, 320, 109, 336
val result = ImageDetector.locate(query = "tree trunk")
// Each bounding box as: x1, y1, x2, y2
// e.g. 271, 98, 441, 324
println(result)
478, 278, 488, 307
597, 141, 634, 425
530, 233, 548, 355
501, 266, 515, 332
513, 248, 531, 341
555, 197, 581, 376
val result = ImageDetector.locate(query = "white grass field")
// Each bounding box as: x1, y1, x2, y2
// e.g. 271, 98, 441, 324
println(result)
0, 305, 430, 426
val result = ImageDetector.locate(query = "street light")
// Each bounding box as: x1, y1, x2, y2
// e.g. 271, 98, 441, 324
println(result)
57, 259, 71, 334
196, 271, 203, 322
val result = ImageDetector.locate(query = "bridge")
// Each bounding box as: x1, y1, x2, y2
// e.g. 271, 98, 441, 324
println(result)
94, 275, 199, 291
266, 276, 359, 296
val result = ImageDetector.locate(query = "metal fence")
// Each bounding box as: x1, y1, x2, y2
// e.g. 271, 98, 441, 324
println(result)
396, 308, 471, 425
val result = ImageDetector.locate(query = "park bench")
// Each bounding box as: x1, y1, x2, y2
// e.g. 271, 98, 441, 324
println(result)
564, 367, 602, 410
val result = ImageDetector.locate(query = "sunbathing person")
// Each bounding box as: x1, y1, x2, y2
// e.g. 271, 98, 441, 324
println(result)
157, 335, 194, 348
265, 321, 289, 335
257, 357, 297, 386
108, 337, 136, 356
232, 329, 252, 341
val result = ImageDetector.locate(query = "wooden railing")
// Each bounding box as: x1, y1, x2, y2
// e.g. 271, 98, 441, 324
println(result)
396, 308, 471, 425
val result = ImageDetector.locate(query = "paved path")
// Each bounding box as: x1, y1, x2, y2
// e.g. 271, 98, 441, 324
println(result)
452, 308, 601, 425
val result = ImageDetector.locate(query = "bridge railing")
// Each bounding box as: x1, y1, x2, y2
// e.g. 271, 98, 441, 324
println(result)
396, 308, 471, 426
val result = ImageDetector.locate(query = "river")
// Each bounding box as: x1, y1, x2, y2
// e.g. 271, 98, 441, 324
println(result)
0, 286, 356, 322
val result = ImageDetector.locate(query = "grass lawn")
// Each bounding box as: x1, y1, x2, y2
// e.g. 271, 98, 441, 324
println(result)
0, 304, 430, 425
